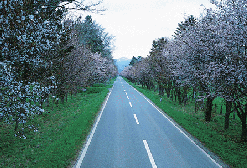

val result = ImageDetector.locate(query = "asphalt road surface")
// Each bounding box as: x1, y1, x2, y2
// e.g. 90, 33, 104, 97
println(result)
75, 76, 225, 168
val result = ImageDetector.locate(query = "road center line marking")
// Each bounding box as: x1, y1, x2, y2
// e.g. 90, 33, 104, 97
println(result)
129, 102, 132, 107
125, 92, 128, 96
127, 82, 222, 168
127, 96, 129, 99
133, 114, 139, 124
143, 140, 157, 168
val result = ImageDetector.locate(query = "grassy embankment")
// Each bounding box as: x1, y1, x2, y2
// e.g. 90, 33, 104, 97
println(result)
123, 77, 247, 168
0, 77, 116, 167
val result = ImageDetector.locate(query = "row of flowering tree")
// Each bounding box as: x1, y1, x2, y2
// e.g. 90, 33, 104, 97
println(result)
0, 0, 117, 138
121, 0, 247, 141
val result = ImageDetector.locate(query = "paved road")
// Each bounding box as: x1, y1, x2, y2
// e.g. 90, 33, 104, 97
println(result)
76, 76, 224, 168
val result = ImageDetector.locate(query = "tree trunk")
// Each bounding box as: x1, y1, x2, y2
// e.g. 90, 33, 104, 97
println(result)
15, 114, 19, 131
193, 87, 196, 100
174, 88, 177, 102
184, 97, 188, 106
150, 82, 155, 90
59, 87, 65, 104
61, 95, 65, 104
182, 87, 188, 106
147, 82, 150, 90
66, 93, 68, 102
241, 115, 247, 141
170, 89, 173, 101
224, 100, 232, 130
233, 111, 236, 120
158, 84, 164, 96
241, 104, 247, 141
168, 81, 172, 98
177, 88, 182, 104
205, 96, 214, 122
165, 87, 171, 98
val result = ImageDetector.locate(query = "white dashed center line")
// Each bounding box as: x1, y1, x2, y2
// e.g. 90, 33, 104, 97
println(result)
133, 114, 139, 124
143, 140, 157, 168
129, 102, 132, 107
127, 96, 129, 99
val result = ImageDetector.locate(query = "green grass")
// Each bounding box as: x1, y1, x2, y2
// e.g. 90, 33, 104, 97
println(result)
123, 77, 247, 168
0, 77, 116, 167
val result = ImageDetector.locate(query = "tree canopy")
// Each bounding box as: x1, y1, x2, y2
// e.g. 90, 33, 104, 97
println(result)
120, 0, 247, 141
0, 0, 117, 138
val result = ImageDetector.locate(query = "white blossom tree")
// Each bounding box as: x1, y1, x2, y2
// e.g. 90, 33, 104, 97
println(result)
0, 0, 110, 137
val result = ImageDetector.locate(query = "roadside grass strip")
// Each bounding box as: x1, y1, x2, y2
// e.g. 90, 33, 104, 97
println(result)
0, 78, 116, 168
123, 77, 247, 168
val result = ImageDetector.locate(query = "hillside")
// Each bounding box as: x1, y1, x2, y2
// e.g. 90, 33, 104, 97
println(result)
116, 57, 131, 73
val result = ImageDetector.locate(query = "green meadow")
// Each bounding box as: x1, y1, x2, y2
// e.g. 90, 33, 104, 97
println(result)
1, 78, 116, 167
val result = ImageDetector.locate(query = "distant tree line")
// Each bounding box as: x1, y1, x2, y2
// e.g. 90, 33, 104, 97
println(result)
0, 0, 117, 138
120, 0, 247, 141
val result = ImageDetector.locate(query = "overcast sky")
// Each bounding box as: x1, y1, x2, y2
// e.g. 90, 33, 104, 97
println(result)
67, 0, 215, 59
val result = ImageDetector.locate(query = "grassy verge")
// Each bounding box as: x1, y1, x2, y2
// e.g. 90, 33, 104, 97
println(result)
123, 77, 247, 168
0, 77, 116, 167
